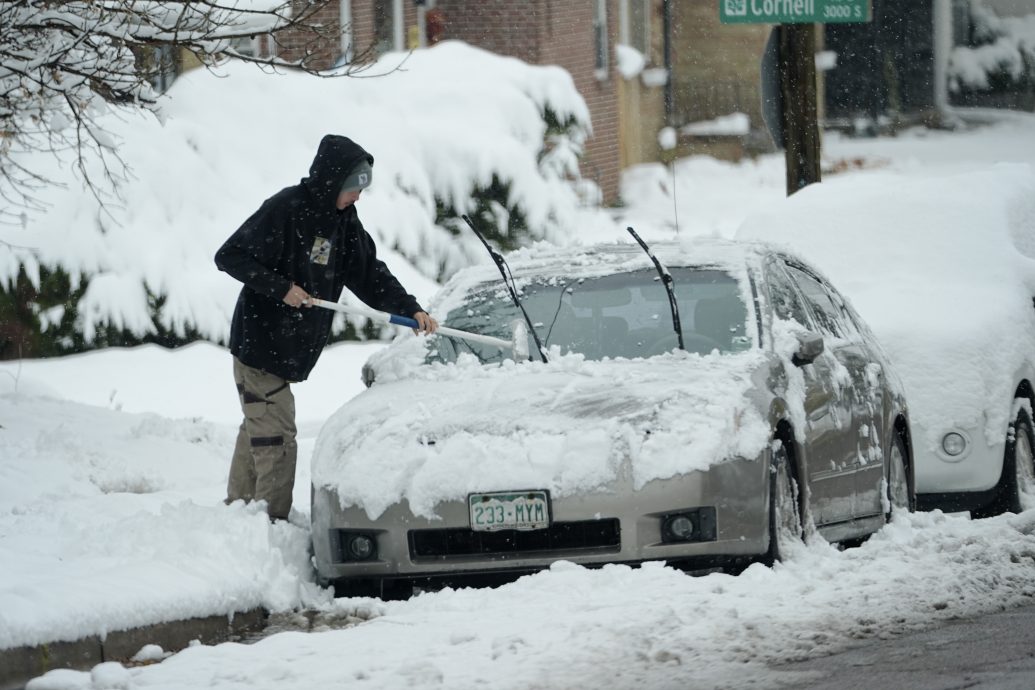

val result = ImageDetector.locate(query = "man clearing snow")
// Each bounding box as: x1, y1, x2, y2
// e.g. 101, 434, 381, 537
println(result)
215, 134, 437, 521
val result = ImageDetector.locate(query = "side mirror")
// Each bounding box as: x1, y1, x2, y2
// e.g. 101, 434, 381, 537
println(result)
792, 331, 824, 366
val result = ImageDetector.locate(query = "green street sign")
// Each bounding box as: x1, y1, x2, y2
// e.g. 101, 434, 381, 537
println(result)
720, 0, 870, 24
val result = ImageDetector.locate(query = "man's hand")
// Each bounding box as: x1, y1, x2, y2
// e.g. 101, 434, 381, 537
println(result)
283, 284, 311, 308
412, 311, 438, 334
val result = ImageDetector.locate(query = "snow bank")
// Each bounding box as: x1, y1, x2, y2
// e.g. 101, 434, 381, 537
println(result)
27, 510, 1035, 689
0, 393, 328, 649
681, 113, 751, 136
737, 163, 1035, 453
0, 341, 383, 650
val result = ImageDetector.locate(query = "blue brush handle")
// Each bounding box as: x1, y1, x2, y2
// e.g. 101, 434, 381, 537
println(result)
388, 314, 420, 329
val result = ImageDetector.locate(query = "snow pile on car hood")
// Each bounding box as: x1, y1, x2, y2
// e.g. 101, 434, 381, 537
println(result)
737, 163, 1035, 451
311, 345, 771, 519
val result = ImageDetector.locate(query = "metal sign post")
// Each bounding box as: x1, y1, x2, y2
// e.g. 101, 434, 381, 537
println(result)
722, 0, 871, 195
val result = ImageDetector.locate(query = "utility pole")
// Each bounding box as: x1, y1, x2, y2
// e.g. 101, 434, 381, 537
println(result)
780, 23, 821, 195
722, 0, 871, 197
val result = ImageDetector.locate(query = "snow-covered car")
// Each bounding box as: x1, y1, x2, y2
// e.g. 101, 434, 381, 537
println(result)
738, 164, 1035, 517
310, 239, 913, 598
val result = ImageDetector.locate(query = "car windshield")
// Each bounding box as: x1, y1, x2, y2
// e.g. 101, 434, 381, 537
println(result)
430, 267, 752, 364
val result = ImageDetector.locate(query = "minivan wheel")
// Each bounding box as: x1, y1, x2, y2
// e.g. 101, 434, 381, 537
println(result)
1008, 408, 1035, 513
974, 406, 1035, 518
767, 441, 804, 564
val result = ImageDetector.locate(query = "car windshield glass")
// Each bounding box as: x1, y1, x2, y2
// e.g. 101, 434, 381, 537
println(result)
430, 267, 752, 364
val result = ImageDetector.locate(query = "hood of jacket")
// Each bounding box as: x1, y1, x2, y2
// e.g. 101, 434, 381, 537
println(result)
302, 134, 374, 209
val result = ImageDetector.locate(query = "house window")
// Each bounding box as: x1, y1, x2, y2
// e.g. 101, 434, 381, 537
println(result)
142, 44, 179, 94
594, 0, 609, 80
374, 0, 404, 54
620, 0, 649, 56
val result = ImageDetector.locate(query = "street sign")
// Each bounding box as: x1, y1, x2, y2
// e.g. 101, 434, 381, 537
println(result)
720, 0, 870, 24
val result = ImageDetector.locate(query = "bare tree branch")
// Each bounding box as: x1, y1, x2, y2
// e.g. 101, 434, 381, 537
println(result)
1, 0, 392, 227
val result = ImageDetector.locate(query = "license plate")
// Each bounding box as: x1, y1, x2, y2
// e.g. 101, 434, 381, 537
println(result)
468, 490, 550, 532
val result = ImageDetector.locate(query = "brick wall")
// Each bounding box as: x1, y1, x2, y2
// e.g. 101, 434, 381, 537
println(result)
271, 0, 623, 204
350, 0, 376, 57
435, 0, 622, 204
539, 1, 620, 203
434, 0, 542, 63
272, 1, 408, 67
274, 0, 343, 68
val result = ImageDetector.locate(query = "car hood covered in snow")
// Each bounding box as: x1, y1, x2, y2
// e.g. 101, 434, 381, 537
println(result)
311, 344, 772, 520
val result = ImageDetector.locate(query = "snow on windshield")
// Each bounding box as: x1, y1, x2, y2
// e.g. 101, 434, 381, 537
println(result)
429, 267, 752, 364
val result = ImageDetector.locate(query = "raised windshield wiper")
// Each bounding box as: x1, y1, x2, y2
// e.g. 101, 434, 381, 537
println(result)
626, 226, 685, 351
462, 214, 548, 362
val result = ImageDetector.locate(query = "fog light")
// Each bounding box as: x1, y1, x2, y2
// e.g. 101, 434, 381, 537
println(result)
346, 534, 376, 561
664, 514, 695, 541
942, 432, 967, 457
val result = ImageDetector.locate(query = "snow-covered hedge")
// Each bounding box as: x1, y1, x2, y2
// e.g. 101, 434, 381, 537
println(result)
0, 41, 593, 356
949, 3, 1035, 92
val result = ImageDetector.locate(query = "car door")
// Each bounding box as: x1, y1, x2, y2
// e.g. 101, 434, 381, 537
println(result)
766, 259, 856, 526
783, 263, 885, 520
832, 296, 889, 517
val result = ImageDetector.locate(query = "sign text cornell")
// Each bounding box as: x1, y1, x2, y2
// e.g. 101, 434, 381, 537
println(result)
720, 0, 870, 24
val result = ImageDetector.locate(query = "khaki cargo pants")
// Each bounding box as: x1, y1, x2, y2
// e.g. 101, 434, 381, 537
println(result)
227, 357, 297, 520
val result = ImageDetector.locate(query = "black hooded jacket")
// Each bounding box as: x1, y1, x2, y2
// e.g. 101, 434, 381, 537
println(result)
215, 135, 423, 382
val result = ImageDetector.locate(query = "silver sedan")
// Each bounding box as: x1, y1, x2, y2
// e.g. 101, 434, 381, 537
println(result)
311, 239, 914, 598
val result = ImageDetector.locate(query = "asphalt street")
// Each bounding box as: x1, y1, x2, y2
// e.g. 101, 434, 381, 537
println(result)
772, 601, 1035, 689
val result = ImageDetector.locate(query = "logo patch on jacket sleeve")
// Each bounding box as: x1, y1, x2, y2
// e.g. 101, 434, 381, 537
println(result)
310, 236, 332, 265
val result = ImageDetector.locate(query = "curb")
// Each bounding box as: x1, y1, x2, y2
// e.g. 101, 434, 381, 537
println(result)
0, 609, 267, 690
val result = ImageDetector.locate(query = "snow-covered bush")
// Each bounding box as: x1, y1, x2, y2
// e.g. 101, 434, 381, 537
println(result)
0, 41, 594, 358
949, 2, 1035, 93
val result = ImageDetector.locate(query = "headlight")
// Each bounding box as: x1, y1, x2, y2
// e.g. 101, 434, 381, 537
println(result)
942, 432, 967, 457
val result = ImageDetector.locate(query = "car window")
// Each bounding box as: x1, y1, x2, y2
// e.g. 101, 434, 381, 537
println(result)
766, 261, 813, 329
429, 267, 753, 364
783, 264, 854, 339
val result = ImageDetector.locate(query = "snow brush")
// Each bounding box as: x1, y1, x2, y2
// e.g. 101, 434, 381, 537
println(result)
308, 298, 530, 362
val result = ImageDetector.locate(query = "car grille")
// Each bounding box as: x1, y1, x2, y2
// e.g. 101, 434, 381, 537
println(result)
409, 519, 621, 560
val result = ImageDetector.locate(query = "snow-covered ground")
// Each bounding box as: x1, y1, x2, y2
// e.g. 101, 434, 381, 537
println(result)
4, 47, 1035, 690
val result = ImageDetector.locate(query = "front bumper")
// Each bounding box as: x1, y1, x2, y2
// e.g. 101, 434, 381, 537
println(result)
311, 456, 770, 586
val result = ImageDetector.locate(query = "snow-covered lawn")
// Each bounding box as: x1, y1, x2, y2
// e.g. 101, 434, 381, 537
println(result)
3, 44, 1035, 689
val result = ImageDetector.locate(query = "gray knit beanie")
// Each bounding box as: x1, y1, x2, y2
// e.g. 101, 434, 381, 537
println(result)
340, 159, 373, 193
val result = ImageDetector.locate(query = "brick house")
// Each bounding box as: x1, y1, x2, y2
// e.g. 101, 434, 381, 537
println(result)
267, 1, 673, 205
